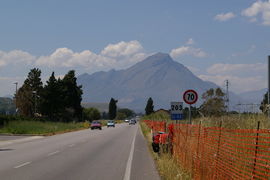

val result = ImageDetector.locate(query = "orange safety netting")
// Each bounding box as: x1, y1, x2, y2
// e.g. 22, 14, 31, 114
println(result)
144, 120, 166, 132
143, 120, 270, 179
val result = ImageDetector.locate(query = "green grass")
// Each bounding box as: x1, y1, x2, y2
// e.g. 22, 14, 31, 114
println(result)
140, 121, 191, 180
0, 120, 85, 135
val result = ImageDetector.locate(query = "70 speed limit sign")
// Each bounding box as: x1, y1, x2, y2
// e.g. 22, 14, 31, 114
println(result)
183, 89, 198, 105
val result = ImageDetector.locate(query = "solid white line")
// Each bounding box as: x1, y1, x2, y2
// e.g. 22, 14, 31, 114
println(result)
14, 162, 31, 169
123, 126, 138, 180
47, 150, 60, 156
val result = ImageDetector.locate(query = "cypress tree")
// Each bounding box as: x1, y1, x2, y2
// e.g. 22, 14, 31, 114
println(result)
109, 98, 118, 119
145, 97, 154, 115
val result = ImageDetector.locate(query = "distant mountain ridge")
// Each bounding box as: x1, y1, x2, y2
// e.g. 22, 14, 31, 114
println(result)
77, 53, 220, 112
238, 88, 267, 104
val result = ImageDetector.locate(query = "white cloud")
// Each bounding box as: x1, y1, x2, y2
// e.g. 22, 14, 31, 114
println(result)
0, 50, 35, 67
207, 63, 266, 75
199, 74, 266, 93
214, 12, 236, 21
35, 41, 147, 71
186, 38, 195, 45
199, 63, 267, 93
0, 76, 25, 96
36, 48, 115, 70
101, 40, 143, 57
170, 46, 207, 59
242, 0, 270, 25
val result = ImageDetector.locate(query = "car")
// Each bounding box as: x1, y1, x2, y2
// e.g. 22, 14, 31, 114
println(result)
129, 119, 136, 125
124, 119, 129, 123
107, 120, 115, 128
91, 121, 102, 130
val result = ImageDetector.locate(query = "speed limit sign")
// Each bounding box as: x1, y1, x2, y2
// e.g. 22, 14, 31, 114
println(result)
183, 89, 198, 105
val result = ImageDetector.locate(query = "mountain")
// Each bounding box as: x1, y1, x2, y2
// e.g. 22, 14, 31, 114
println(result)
0, 97, 16, 114
238, 88, 267, 104
77, 53, 220, 112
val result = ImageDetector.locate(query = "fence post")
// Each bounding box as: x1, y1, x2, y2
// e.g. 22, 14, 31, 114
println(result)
252, 121, 260, 179
214, 121, 223, 179
200, 127, 207, 179
195, 121, 202, 179
184, 123, 189, 167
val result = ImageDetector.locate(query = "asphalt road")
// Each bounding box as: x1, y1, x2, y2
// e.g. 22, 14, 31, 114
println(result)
0, 123, 160, 180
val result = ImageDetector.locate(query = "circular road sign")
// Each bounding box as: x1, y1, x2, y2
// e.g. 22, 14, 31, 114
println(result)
183, 89, 198, 105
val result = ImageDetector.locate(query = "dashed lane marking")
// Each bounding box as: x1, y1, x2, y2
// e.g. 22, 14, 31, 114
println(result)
14, 162, 31, 169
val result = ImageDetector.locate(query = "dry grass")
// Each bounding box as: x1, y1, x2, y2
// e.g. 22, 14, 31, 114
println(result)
140, 122, 191, 180
192, 114, 270, 129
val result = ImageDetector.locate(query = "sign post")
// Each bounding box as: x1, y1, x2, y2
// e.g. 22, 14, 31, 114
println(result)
183, 89, 198, 124
170, 102, 183, 122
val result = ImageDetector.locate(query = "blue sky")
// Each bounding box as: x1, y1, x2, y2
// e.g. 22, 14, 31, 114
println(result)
0, 0, 269, 96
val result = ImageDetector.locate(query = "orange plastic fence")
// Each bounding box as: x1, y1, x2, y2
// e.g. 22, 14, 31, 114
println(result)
144, 120, 166, 132
143, 120, 270, 180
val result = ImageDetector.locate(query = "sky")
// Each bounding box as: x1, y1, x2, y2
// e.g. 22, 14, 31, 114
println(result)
0, 0, 270, 96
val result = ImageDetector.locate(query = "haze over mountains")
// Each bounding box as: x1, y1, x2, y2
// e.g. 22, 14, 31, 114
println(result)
77, 53, 221, 112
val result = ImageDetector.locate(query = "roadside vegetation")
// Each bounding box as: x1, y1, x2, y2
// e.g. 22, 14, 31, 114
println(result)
140, 89, 270, 180
0, 119, 85, 135
0, 68, 130, 135
142, 113, 270, 129
140, 121, 191, 180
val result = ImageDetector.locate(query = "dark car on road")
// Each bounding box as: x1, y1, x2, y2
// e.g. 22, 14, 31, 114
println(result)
91, 121, 102, 130
129, 119, 136, 125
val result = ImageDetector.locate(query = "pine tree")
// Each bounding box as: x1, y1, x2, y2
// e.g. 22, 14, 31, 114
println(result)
62, 70, 83, 122
145, 97, 154, 115
16, 68, 43, 117
109, 98, 118, 120
40, 72, 64, 121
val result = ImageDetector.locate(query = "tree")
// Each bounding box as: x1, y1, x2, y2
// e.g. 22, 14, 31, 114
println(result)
145, 97, 154, 115
62, 70, 83, 122
83, 108, 101, 121
117, 108, 135, 118
116, 112, 126, 120
16, 68, 43, 117
40, 72, 64, 121
109, 98, 118, 119
200, 88, 226, 117
260, 92, 268, 114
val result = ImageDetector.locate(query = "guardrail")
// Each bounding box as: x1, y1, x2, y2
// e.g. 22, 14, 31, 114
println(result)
143, 120, 270, 179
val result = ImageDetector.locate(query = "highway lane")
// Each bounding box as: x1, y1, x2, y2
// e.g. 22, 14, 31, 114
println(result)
0, 123, 160, 180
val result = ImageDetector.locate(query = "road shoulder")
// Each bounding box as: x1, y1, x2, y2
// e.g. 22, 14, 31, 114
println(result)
131, 124, 160, 180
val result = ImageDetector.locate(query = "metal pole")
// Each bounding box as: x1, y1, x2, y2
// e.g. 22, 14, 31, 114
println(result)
35, 93, 37, 114
189, 104, 191, 124
14, 82, 18, 113
268, 56, 270, 118
252, 121, 260, 177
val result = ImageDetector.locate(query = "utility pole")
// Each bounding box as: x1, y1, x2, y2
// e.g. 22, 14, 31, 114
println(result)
14, 82, 18, 114
267, 56, 270, 118
33, 91, 37, 115
225, 80, 229, 113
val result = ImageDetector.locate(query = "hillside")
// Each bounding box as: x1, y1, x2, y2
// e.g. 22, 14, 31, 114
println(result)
77, 53, 219, 112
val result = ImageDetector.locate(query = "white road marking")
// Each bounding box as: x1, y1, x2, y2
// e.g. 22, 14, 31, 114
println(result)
123, 125, 138, 180
0, 136, 44, 148
68, 144, 75, 147
47, 150, 60, 156
14, 162, 31, 169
